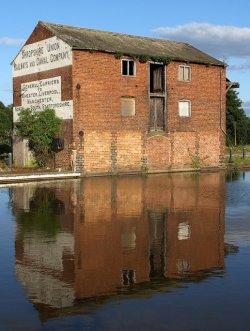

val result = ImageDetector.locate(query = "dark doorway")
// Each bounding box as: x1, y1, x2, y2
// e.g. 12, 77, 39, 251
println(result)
150, 64, 165, 93
149, 211, 167, 280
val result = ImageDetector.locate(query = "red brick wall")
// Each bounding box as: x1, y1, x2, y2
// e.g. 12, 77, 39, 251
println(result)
72, 50, 226, 174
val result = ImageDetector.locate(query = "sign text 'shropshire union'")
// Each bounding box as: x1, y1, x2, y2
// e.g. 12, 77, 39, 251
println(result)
12, 36, 72, 77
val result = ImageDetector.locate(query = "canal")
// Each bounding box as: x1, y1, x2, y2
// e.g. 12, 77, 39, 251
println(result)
0, 171, 249, 330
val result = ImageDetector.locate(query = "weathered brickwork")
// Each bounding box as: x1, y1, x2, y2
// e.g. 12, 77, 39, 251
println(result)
146, 135, 171, 170
116, 132, 142, 171
54, 120, 73, 169
199, 132, 221, 166
13, 23, 226, 173
84, 131, 112, 173
72, 50, 226, 174
172, 132, 197, 167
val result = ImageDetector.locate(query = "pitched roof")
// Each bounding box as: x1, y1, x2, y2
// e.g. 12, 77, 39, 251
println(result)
40, 22, 225, 67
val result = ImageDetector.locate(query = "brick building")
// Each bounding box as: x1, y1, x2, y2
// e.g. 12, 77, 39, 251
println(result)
12, 22, 227, 173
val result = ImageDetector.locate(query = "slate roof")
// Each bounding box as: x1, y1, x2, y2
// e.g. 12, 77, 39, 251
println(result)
40, 21, 225, 66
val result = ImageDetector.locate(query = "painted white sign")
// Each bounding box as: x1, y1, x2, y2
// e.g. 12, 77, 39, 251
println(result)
13, 76, 73, 122
12, 36, 72, 77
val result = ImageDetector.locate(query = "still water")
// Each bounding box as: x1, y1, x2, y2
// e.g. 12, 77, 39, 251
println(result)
0, 171, 249, 331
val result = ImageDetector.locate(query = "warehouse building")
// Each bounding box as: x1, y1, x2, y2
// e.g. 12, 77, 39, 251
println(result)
12, 21, 226, 174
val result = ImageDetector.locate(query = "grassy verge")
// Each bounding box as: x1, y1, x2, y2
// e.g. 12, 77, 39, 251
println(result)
226, 145, 250, 154
226, 145, 250, 169
227, 155, 250, 169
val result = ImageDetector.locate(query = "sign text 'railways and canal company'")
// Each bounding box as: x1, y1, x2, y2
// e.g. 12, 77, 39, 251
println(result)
12, 36, 72, 77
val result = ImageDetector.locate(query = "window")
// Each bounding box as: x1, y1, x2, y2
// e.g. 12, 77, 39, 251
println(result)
150, 64, 165, 93
122, 59, 135, 76
178, 65, 191, 82
176, 259, 190, 274
121, 97, 135, 116
121, 228, 136, 250
178, 222, 191, 240
121, 269, 136, 286
178, 100, 191, 117
150, 97, 165, 131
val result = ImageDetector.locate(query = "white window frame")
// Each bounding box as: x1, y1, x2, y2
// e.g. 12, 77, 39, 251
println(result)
178, 65, 191, 82
178, 100, 191, 117
121, 59, 136, 77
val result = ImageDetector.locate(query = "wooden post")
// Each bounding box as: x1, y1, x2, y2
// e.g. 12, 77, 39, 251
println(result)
233, 121, 237, 146
229, 148, 233, 163
243, 147, 246, 159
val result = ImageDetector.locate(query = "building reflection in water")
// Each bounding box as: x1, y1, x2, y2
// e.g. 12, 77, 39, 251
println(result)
11, 172, 226, 320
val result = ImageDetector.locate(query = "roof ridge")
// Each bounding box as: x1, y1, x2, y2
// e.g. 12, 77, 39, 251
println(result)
37, 21, 224, 67
39, 21, 184, 46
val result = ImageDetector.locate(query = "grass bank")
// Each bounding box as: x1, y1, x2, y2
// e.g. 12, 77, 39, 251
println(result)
226, 145, 250, 169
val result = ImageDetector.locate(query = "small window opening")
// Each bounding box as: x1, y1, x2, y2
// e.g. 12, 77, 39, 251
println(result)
178, 65, 191, 82
176, 259, 190, 274
121, 269, 136, 286
122, 59, 135, 76
150, 63, 165, 93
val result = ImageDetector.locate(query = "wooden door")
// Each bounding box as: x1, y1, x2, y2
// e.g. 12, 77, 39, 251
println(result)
150, 97, 164, 131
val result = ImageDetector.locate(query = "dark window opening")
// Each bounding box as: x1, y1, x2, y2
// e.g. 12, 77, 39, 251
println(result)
150, 97, 165, 131
129, 61, 134, 75
122, 60, 128, 75
121, 269, 136, 286
122, 59, 135, 76
150, 64, 165, 93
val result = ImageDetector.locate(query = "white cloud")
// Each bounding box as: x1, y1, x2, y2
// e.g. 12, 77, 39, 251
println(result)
154, 23, 250, 71
243, 101, 250, 108
0, 37, 24, 46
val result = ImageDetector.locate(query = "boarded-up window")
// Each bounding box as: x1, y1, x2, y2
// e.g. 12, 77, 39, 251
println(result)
121, 97, 135, 116
178, 65, 191, 81
150, 64, 164, 92
178, 100, 191, 117
150, 97, 165, 131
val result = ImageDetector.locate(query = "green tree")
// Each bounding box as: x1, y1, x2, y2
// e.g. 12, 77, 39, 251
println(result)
16, 108, 62, 167
226, 90, 250, 146
0, 101, 13, 148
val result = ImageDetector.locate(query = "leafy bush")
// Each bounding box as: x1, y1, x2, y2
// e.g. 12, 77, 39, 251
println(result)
0, 102, 13, 147
15, 108, 62, 167
0, 144, 11, 154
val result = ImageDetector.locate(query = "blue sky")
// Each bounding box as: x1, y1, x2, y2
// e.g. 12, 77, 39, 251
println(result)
1, 0, 250, 114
